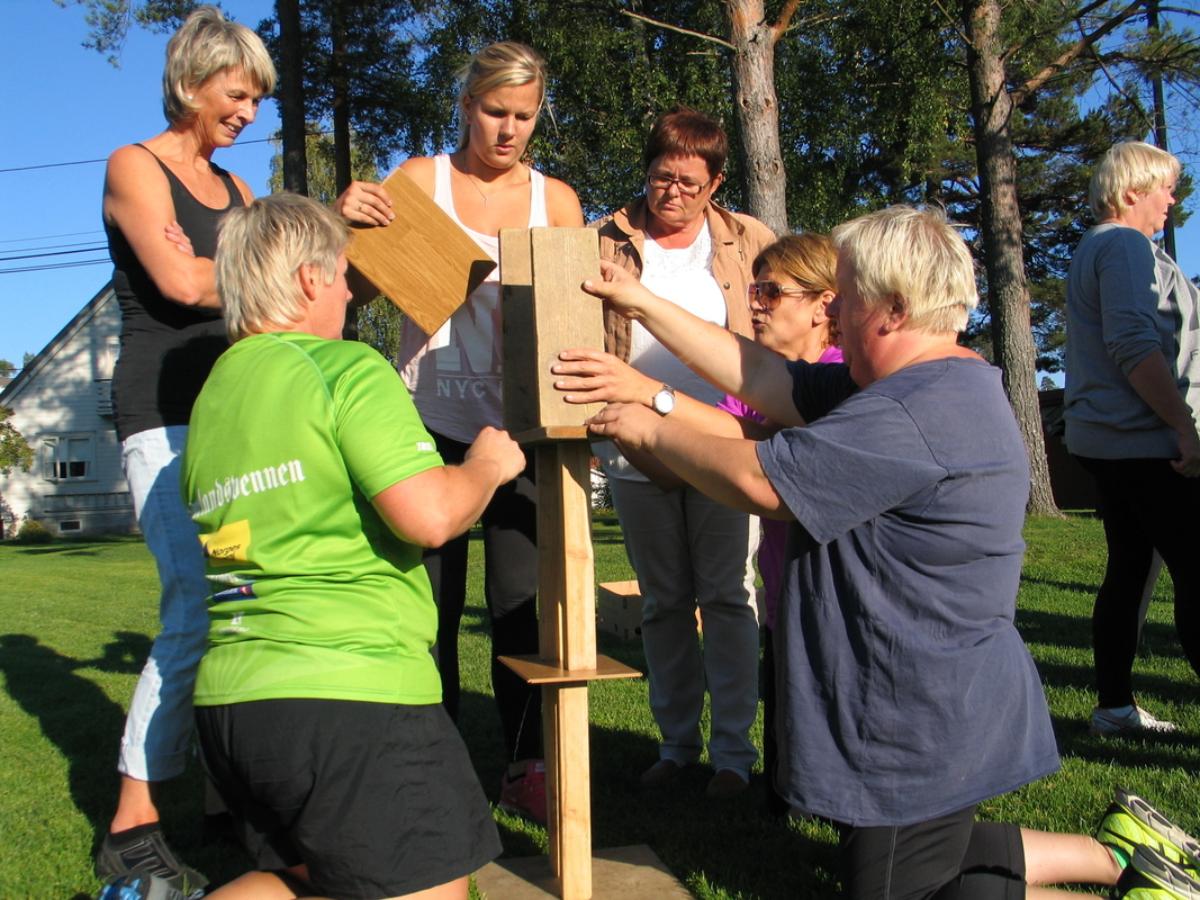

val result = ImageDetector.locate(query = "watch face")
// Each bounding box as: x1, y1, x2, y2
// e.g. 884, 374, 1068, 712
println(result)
653, 388, 675, 414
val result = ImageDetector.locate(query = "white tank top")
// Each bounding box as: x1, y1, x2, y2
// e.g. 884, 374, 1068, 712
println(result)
399, 153, 549, 442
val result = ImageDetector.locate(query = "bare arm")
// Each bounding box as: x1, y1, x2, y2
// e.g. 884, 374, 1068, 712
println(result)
103, 145, 227, 308
545, 177, 585, 227
371, 426, 526, 547
1126, 351, 1200, 476
587, 402, 791, 519
583, 261, 803, 425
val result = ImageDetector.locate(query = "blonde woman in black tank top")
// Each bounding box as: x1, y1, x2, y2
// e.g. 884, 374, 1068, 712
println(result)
95, 8, 275, 894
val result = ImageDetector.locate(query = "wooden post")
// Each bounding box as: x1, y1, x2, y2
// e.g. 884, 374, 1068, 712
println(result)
497, 228, 640, 900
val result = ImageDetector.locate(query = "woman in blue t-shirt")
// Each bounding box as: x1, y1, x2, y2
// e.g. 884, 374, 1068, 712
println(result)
574, 204, 1196, 899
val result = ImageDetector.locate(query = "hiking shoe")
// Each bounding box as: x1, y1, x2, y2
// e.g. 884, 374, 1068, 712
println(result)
1090, 705, 1178, 738
1097, 787, 1200, 870
95, 825, 208, 895
1115, 844, 1200, 899
499, 759, 547, 826
705, 769, 749, 800
95, 873, 191, 900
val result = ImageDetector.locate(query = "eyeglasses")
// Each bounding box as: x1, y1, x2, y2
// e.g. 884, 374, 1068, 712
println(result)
747, 281, 816, 311
646, 172, 715, 197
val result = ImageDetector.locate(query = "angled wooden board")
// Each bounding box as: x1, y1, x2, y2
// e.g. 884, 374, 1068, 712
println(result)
345, 167, 495, 336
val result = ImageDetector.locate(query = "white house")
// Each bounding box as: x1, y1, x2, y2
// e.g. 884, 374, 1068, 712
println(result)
0, 283, 135, 537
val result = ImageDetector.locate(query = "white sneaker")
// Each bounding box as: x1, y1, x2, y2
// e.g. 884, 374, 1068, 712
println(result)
1090, 704, 1178, 737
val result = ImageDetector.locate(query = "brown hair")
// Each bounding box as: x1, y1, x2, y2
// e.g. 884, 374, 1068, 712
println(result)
641, 107, 728, 179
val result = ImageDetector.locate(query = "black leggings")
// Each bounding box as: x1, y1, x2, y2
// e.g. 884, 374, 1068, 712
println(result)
839, 806, 1025, 900
1077, 456, 1200, 707
425, 431, 541, 763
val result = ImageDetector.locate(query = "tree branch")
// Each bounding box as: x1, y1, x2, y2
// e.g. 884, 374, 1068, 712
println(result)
1011, 0, 1149, 107
618, 9, 734, 51
932, 0, 970, 46
771, 0, 803, 41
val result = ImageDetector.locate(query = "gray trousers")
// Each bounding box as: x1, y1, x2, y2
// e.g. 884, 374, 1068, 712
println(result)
609, 477, 760, 777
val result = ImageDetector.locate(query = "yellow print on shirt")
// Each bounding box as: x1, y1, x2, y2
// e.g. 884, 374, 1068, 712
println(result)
200, 519, 251, 565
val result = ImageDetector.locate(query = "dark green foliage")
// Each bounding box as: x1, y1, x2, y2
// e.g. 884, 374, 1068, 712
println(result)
14, 518, 53, 544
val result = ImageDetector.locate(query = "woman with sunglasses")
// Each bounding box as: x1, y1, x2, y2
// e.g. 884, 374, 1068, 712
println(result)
555, 233, 838, 810
585, 107, 775, 799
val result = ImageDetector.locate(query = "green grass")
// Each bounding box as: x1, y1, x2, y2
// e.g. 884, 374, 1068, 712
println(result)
0, 515, 1197, 898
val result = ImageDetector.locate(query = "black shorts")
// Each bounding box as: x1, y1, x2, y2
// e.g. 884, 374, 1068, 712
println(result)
839, 805, 1025, 900
196, 698, 502, 899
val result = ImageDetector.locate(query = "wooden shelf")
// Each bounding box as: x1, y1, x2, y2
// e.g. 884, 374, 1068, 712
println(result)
498, 653, 642, 685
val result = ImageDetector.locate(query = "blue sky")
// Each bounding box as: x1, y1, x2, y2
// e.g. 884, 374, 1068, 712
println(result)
2, 0, 1197, 372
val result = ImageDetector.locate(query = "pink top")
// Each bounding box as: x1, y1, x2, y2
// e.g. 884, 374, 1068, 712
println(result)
718, 344, 844, 629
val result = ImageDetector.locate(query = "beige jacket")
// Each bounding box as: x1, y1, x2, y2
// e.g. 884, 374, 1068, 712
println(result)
594, 197, 777, 361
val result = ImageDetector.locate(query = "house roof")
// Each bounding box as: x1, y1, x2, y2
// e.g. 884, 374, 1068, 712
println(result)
0, 282, 115, 407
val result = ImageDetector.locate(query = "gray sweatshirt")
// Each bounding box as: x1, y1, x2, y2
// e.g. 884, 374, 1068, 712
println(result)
1064, 223, 1199, 459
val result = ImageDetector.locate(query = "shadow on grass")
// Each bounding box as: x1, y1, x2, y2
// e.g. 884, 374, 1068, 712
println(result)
14, 545, 103, 556
1049, 711, 1200, 769
0, 634, 128, 837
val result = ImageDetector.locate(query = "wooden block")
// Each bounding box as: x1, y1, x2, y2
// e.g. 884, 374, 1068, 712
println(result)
596, 580, 642, 641
345, 167, 495, 336
595, 579, 702, 638
500, 228, 537, 435
474, 844, 694, 899
501, 228, 604, 434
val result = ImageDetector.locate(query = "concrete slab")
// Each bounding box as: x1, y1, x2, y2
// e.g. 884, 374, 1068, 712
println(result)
474, 844, 692, 899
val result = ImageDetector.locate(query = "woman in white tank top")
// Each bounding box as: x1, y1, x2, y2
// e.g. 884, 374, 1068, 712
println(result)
335, 41, 582, 826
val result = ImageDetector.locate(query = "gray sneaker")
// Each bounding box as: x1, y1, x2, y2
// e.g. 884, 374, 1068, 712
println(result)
1090, 705, 1178, 738
1115, 844, 1200, 899
95, 826, 207, 896
1096, 787, 1200, 870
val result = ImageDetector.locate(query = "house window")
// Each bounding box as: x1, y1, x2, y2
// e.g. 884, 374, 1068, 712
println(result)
42, 434, 96, 482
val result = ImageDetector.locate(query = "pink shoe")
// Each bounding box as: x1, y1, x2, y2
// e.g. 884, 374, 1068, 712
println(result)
499, 759, 547, 826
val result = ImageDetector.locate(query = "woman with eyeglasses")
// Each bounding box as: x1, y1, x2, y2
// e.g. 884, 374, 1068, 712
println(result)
582, 106, 775, 799
555, 233, 838, 810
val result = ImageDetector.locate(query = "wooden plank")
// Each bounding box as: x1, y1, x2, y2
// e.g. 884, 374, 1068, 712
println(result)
556, 685, 592, 900
543, 684, 563, 879
537, 446, 567, 669
500, 228, 538, 436
529, 228, 605, 430
344, 167, 495, 336
498, 654, 642, 685
513, 425, 591, 446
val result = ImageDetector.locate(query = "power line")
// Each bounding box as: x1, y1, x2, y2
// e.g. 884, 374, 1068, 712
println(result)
0, 130, 334, 175
0, 229, 104, 245
0, 245, 109, 263
0, 258, 109, 275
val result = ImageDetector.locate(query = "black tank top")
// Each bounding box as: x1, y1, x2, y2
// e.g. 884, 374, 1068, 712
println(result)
107, 144, 243, 441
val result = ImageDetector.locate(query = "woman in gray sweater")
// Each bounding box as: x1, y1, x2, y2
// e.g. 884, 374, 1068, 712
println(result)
1064, 140, 1200, 737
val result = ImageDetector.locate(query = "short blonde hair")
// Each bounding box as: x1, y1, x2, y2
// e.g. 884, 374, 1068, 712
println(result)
163, 6, 276, 125
455, 41, 548, 149
216, 193, 348, 342
1088, 141, 1180, 219
831, 206, 977, 334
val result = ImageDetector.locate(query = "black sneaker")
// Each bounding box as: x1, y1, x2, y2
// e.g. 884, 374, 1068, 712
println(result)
95, 826, 208, 896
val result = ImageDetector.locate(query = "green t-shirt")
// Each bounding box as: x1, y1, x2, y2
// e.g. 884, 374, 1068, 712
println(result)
182, 333, 444, 706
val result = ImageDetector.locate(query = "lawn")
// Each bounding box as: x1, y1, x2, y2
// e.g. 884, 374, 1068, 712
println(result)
0, 514, 1197, 898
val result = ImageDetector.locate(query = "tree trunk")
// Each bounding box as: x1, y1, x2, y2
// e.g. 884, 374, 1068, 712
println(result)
724, 0, 788, 235
275, 0, 307, 195
330, 1, 352, 196
962, 0, 1060, 516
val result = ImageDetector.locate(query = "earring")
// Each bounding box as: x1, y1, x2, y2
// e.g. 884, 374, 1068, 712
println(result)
186, 94, 194, 100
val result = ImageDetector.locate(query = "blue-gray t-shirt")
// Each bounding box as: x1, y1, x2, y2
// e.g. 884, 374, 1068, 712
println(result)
757, 357, 1060, 827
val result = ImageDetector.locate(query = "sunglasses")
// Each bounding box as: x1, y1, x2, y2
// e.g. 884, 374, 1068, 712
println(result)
747, 281, 815, 311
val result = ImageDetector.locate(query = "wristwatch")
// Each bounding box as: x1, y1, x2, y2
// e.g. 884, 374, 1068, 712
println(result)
651, 384, 676, 415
